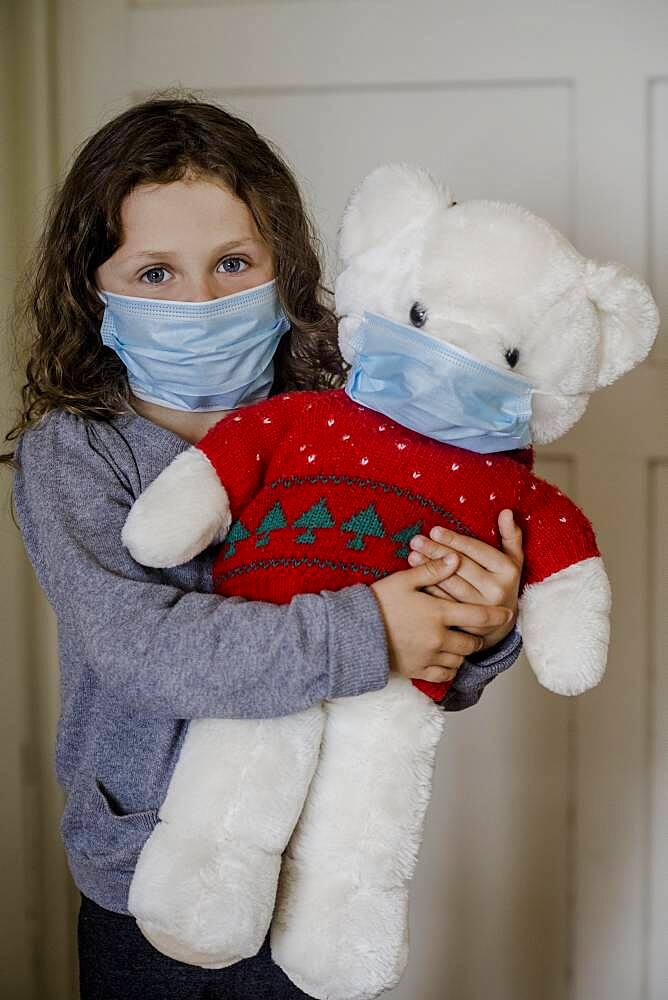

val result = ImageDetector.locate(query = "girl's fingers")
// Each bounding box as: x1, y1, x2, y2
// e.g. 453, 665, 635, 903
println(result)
409, 537, 492, 597
437, 629, 485, 657
423, 583, 456, 600
498, 509, 524, 565
424, 524, 510, 574
420, 663, 460, 684
401, 553, 459, 590
424, 573, 486, 605
439, 600, 512, 632
431, 653, 465, 670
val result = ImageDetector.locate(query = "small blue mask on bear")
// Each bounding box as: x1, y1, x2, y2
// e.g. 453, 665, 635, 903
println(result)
345, 311, 534, 453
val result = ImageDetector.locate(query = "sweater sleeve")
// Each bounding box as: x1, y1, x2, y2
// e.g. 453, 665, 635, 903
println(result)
437, 625, 523, 711
12, 411, 389, 720
519, 474, 600, 587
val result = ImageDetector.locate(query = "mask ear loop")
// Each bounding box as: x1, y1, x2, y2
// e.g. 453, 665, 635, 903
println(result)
531, 387, 590, 400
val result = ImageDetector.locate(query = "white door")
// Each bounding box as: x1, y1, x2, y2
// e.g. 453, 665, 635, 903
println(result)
13, 1, 666, 997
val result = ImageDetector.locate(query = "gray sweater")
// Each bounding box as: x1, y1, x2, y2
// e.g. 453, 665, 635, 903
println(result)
12, 407, 522, 913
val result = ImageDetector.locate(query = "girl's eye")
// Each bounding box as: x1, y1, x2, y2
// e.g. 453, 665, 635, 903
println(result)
218, 257, 248, 274
141, 267, 169, 285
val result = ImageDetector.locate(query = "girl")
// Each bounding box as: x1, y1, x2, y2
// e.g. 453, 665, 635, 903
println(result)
4, 95, 524, 999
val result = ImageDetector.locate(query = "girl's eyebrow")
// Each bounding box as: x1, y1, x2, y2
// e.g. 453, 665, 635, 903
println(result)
121, 238, 261, 262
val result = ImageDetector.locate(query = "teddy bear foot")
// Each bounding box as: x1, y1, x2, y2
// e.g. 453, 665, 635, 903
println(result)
137, 918, 245, 969
129, 831, 281, 968
270, 859, 409, 1000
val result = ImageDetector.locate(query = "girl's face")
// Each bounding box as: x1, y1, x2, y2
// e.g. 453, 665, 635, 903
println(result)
95, 175, 274, 300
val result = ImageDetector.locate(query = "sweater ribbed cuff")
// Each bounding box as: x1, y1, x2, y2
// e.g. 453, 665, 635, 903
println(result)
322, 584, 390, 700
438, 625, 523, 712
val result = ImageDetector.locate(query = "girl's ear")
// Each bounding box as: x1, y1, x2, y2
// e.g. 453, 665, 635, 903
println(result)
584, 260, 660, 387
337, 163, 452, 266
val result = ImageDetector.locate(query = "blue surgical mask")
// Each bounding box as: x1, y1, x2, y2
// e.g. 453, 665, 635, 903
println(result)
345, 311, 536, 453
98, 279, 290, 412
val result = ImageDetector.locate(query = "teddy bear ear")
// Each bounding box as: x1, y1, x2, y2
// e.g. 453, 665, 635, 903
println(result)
337, 163, 452, 266
584, 260, 660, 387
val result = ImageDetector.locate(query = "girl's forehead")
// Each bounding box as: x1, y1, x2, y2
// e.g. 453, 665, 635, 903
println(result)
119, 177, 258, 248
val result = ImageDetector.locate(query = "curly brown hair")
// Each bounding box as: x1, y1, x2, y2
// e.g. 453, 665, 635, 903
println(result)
2, 92, 345, 464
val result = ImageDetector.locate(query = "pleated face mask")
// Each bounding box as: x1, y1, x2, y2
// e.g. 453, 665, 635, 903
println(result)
98, 279, 290, 412
345, 311, 537, 453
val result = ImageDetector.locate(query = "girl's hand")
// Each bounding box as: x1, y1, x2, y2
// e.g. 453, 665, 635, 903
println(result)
407, 509, 524, 651
371, 556, 514, 684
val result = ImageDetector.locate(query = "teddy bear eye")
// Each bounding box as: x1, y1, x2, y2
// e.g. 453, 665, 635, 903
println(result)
505, 348, 520, 368
409, 302, 428, 328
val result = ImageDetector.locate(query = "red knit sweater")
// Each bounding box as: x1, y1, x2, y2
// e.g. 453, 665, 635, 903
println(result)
197, 389, 599, 702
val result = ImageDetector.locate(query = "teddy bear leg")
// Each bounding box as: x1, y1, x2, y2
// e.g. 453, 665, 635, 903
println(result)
270, 674, 446, 1000
128, 708, 325, 968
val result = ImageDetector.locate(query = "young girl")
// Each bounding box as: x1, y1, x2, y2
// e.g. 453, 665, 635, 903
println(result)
4, 96, 524, 999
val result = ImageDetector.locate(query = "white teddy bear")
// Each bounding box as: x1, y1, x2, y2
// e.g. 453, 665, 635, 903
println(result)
121, 165, 659, 1000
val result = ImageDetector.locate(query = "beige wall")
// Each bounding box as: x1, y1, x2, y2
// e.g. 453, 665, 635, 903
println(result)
0, 3, 77, 997
0, 4, 32, 994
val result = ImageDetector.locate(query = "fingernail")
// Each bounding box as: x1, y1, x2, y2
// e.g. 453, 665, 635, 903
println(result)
504, 609, 514, 623
444, 554, 457, 567
431, 526, 447, 542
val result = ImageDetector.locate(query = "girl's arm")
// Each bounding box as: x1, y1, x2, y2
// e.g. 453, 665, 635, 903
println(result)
13, 410, 390, 720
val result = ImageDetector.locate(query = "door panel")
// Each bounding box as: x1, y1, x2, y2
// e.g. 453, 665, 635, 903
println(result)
10, 2, 660, 996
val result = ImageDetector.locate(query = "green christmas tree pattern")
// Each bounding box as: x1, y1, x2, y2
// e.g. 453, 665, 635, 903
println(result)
223, 519, 250, 558
293, 498, 335, 544
221, 498, 426, 561
391, 521, 424, 559
341, 503, 386, 551
255, 502, 288, 547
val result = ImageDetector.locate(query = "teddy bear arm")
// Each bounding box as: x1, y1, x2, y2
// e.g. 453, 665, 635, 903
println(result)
122, 394, 308, 568
518, 556, 611, 695
515, 477, 610, 695
122, 447, 233, 568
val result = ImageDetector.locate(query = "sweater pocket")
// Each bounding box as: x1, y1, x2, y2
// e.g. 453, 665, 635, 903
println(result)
61, 778, 160, 873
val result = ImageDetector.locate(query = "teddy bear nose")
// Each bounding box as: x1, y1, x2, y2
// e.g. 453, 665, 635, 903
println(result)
505, 348, 520, 368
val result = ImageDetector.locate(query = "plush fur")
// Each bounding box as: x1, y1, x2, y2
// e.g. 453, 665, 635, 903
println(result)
122, 447, 231, 568
519, 556, 612, 695
128, 708, 326, 967
121, 164, 659, 999
269, 675, 445, 1000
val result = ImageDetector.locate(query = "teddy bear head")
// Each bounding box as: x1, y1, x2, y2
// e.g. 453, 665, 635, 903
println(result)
335, 164, 659, 445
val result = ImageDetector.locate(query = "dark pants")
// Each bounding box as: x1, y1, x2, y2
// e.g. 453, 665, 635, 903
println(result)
77, 893, 315, 1000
